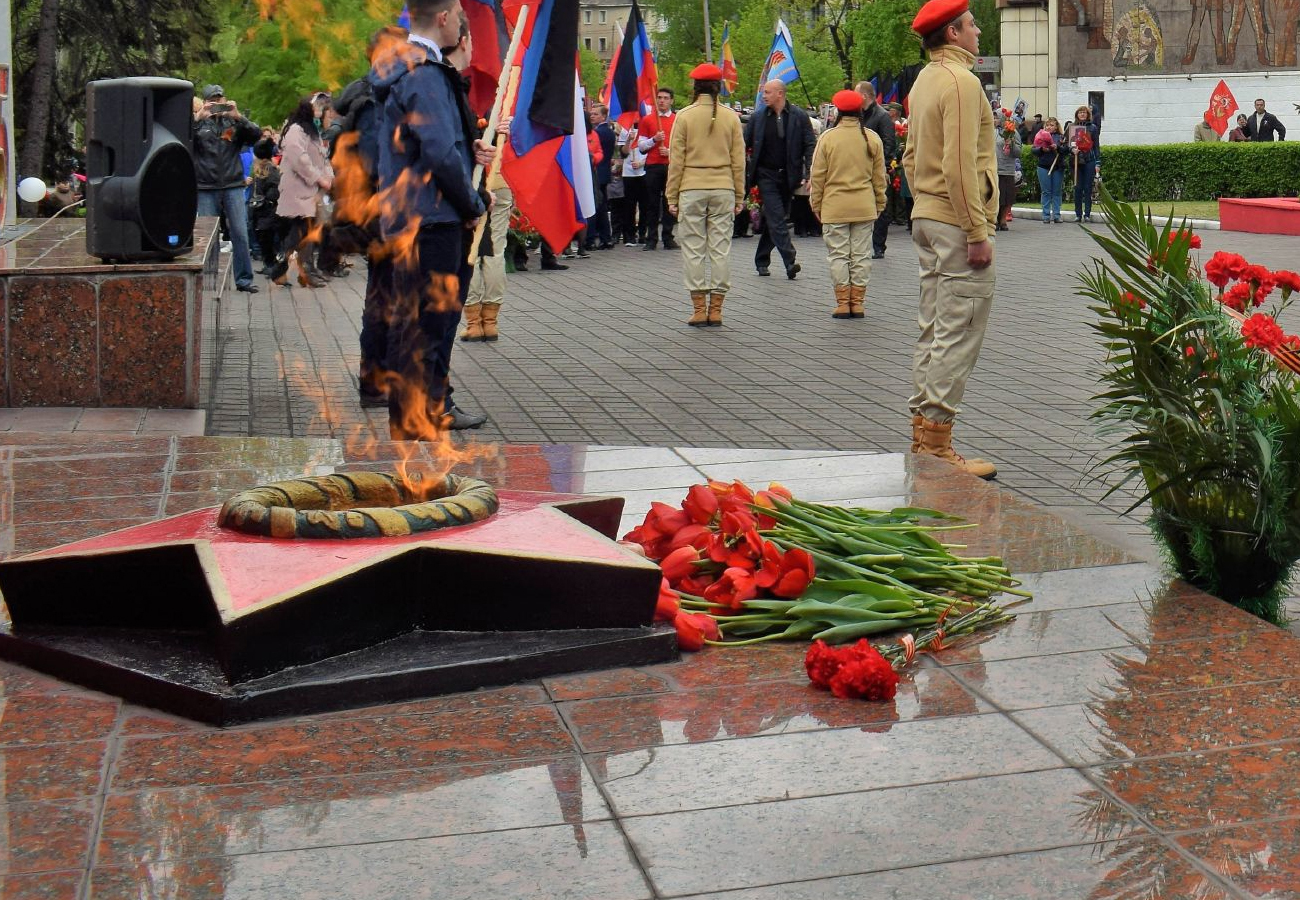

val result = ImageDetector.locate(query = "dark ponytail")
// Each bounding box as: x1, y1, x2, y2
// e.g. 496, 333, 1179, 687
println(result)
694, 78, 721, 132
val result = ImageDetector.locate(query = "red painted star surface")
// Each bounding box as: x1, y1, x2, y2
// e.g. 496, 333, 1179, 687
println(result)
26, 491, 651, 618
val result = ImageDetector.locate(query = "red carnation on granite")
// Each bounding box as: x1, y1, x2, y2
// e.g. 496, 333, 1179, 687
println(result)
805, 638, 900, 701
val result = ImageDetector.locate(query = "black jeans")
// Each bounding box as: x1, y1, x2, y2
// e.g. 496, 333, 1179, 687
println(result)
642, 164, 675, 245
586, 183, 612, 245
872, 210, 890, 255
386, 224, 463, 437
621, 177, 648, 242
754, 169, 795, 269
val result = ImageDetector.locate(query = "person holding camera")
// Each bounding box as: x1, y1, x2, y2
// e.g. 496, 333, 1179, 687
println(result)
194, 85, 262, 293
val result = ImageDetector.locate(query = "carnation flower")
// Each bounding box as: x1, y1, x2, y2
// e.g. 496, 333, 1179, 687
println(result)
1222, 282, 1252, 312
1242, 313, 1288, 351
805, 639, 900, 701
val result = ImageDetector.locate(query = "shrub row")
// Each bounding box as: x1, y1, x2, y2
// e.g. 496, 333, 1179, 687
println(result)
1014, 142, 1300, 202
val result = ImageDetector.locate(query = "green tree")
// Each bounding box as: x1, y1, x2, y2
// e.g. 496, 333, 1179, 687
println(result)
645, 0, 746, 67
724, 0, 845, 106
11, 0, 217, 181
580, 47, 607, 99
848, 0, 925, 79
195, 0, 390, 127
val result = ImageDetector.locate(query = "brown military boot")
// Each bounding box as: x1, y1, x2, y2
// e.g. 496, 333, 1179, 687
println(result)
688, 291, 708, 327
918, 418, 997, 480
849, 285, 866, 318
480, 304, 501, 341
459, 304, 484, 342
910, 414, 924, 453
831, 285, 852, 319
707, 292, 725, 326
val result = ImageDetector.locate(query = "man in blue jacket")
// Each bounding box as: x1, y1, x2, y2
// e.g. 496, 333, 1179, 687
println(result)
375, 0, 493, 437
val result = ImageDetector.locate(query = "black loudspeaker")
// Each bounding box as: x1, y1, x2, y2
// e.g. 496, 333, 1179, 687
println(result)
86, 77, 198, 261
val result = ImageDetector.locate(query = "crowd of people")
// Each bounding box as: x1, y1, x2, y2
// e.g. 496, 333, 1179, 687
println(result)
184, 0, 1007, 478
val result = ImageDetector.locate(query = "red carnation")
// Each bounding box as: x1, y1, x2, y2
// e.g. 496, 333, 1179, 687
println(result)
804, 639, 844, 688
1205, 251, 1248, 288
1242, 312, 1288, 351
1273, 270, 1300, 295
829, 652, 900, 701
1222, 282, 1252, 312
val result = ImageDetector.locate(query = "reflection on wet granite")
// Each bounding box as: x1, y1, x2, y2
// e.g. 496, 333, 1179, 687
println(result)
591, 712, 1062, 816
112, 705, 576, 790
671, 840, 1234, 900
90, 821, 651, 900
98, 755, 610, 865
0, 870, 84, 900
562, 666, 986, 753
1013, 677, 1300, 765
1097, 742, 1300, 832
622, 769, 1140, 896
1175, 818, 1300, 898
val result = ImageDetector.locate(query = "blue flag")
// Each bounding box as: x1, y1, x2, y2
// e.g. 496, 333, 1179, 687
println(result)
756, 20, 799, 104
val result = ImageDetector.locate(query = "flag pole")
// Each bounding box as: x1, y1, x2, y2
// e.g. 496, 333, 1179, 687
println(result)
703, 0, 712, 63
467, 4, 530, 266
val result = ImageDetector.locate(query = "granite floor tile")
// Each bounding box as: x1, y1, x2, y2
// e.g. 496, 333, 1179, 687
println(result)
89, 821, 651, 900
1012, 677, 1300, 765
1174, 817, 1300, 898
9, 473, 164, 502
0, 741, 108, 801
942, 629, 1300, 711
591, 712, 1062, 816
1011, 563, 1168, 612
1096, 741, 1300, 832
112, 705, 576, 790
671, 839, 1233, 900
0, 662, 83, 696
0, 693, 119, 745
563, 666, 986, 753
0, 870, 83, 899
621, 769, 1141, 896
545, 668, 673, 702
98, 755, 610, 865
935, 587, 1274, 665
641, 641, 810, 690
0, 800, 96, 874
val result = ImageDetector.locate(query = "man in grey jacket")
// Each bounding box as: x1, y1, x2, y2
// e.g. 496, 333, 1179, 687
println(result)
855, 82, 898, 258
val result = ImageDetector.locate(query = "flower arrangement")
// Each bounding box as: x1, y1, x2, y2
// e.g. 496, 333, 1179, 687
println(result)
745, 185, 763, 230
1080, 188, 1300, 623
507, 210, 541, 249
623, 480, 1026, 695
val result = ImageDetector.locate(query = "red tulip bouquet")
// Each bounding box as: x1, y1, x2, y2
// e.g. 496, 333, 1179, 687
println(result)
623, 480, 1028, 687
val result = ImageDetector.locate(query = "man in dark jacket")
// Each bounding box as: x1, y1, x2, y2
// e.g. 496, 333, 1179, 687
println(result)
193, 85, 261, 292
374, 0, 492, 437
855, 81, 899, 258
1244, 98, 1287, 141
585, 104, 616, 250
745, 79, 816, 278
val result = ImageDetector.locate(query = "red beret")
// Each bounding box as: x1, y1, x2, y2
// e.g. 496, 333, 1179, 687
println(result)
689, 63, 724, 80
911, 0, 969, 36
833, 89, 864, 113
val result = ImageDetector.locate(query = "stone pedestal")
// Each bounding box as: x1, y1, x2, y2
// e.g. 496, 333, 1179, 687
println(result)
0, 217, 218, 407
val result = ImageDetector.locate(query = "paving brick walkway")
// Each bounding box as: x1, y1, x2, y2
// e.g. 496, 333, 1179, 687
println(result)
203, 217, 1299, 558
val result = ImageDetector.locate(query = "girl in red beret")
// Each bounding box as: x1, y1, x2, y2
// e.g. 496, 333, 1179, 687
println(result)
808, 90, 888, 318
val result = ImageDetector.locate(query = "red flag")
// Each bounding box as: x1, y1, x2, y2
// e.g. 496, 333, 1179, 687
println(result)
1206, 79, 1238, 136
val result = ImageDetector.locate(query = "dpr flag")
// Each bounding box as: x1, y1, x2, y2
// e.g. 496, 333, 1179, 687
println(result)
756, 19, 799, 105
603, 0, 658, 128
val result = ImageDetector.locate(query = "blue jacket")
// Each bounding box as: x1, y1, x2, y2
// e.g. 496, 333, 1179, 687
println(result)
374, 42, 484, 236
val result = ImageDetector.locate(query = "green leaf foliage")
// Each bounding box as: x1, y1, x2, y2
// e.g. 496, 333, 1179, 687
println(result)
1021, 142, 1300, 203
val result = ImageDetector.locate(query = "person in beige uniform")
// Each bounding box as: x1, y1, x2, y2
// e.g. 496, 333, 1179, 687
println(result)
809, 89, 887, 320
666, 63, 746, 327
462, 158, 512, 342
902, 0, 998, 479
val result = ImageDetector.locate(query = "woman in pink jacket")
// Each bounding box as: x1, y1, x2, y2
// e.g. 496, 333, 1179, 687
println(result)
267, 96, 333, 287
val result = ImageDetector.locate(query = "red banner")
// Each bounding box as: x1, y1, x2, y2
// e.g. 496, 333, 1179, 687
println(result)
1207, 79, 1238, 136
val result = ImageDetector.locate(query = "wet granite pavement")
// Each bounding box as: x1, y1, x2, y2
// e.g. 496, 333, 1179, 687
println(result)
0, 434, 1296, 898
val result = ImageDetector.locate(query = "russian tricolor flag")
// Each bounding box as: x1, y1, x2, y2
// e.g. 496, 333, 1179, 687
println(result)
602, 0, 657, 129
500, 0, 594, 251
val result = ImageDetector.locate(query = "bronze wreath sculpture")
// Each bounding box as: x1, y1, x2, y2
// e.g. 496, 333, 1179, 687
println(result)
218, 472, 499, 539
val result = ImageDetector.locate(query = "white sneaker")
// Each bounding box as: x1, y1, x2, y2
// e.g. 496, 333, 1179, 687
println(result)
220, 240, 233, 253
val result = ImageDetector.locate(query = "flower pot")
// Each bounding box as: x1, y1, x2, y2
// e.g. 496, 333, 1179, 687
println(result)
1149, 490, 1294, 624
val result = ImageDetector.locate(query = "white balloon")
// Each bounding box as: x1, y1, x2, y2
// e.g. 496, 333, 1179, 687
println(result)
17, 177, 47, 203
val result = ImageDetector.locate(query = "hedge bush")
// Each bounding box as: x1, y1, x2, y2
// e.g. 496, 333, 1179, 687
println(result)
1015, 142, 1300, 202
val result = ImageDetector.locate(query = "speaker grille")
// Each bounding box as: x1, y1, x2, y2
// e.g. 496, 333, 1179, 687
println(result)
140, 143, 198, 252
